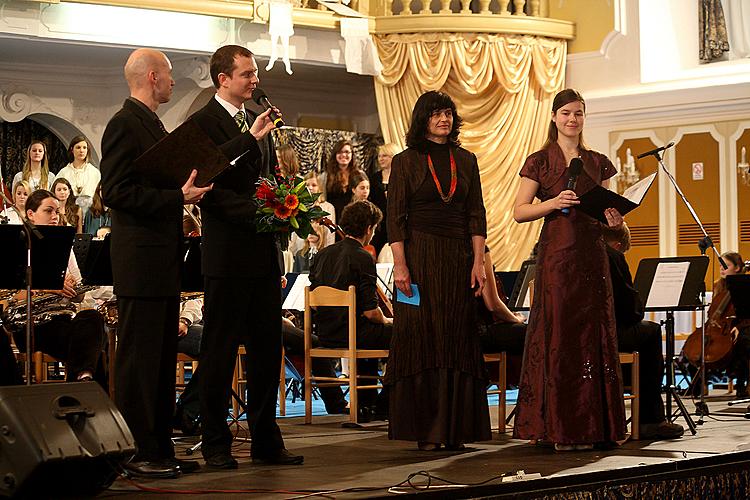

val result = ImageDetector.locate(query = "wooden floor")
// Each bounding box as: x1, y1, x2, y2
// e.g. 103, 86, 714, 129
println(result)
102, 394, 750, 498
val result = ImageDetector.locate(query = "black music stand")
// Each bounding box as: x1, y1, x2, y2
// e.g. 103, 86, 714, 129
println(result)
0, 224, 75, 384
634, 256, 709, 435
508, 259, 536, 312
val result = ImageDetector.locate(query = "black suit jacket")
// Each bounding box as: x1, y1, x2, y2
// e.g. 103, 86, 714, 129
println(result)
607, 246, 645, 329
100, 98, 183, 297
190, 97, 280, 278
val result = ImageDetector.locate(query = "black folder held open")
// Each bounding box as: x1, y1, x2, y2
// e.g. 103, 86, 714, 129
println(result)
576, 172, 656, 223
133, 119, 231, 189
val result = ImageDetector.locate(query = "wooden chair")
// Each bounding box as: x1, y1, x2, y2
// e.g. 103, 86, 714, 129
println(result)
484, 352, 510, 433
176, 353, 198, 394
619, 351, 641, 440
231, 345, 288, 417
303, 285, 389, 425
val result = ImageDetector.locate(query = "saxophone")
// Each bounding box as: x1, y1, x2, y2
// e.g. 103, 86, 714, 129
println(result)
2, 284, 99, 329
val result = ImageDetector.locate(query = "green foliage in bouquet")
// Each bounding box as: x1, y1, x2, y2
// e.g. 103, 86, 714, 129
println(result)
253, 174, 329, 248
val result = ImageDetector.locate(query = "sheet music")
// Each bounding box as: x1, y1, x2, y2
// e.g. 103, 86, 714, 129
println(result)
646, 262, 690, 308
376, 263, 393, 298
282, 273, 311, 311
622, 172, 656, 204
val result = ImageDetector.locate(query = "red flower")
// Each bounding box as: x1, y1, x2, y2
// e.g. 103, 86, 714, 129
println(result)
284, 194, 299, 210
256, 182, 276, 201
274, 205, 292, 219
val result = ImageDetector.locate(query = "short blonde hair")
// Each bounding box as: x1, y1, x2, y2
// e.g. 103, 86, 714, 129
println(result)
377, 143, 400, 158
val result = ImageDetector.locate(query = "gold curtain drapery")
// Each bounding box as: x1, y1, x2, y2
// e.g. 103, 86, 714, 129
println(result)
700, 0, 730, 62
373, 33, 566, 270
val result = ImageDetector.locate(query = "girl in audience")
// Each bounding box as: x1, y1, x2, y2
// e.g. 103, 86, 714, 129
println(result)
349, 170, 370, 202
12, 141, 56, 192
276, 144, 301, 178
292, 224, 327, 273
51, 177, 83, 233
83, 182, 111, 236
1, 180, 31, 224
321, 139, 359, 221
304, 171, 335, 248
56, 135, 101, 207
369, 143, 399, 254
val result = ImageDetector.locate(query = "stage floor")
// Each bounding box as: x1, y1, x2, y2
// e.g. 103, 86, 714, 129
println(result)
103, 394, 750, 498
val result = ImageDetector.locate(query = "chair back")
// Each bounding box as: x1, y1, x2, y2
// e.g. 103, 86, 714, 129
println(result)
304, 285, 357, 352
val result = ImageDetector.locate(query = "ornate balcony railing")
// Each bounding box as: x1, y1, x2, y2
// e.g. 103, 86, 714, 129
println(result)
52, 0, 573, 39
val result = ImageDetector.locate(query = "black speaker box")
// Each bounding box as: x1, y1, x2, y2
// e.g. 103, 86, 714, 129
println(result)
0, 382, 136, 497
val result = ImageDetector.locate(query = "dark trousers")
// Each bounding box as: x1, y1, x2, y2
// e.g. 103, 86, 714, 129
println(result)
617, 320, 665, 424
176, 324, 203, 420
479, 322, 527, 356
731, 326, 750, 387
200, 275, 284, 459
115, 296, 180, 461
0, 330, 21, 386
13, 310, 107, 385
317, 321, 392, 413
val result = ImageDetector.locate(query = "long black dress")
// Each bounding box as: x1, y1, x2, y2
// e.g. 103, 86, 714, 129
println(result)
513, 143, 626, 445
386, 140, 491, 445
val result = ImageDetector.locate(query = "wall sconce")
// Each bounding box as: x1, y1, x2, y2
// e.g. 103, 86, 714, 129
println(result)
613, 147, 640, 194
739, 146, 750, 187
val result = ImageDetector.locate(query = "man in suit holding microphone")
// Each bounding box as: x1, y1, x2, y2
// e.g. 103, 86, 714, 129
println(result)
101, 48, 212, 478
190, 44, 302, 468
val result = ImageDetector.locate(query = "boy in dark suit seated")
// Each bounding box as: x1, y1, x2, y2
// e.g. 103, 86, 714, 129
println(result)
309, 200, 392, 422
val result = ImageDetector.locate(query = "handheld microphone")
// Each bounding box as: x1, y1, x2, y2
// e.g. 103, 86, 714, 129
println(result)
561, 157, 583, 215
636, 142, 675, 159
251, 88, 285, 128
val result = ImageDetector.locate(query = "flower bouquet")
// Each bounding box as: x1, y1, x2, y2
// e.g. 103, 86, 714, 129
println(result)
253, 174, 329, 250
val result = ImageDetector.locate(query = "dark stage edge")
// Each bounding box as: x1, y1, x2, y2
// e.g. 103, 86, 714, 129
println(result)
102, 397, 750, 499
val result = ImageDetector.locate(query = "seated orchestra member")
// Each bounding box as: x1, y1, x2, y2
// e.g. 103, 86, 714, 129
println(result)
173, 298, 205, 435
478, 247, 527, 357
309, 200, 392, 421
51, 178, 83, 234
603, 223, 684, 439
719, 252, 750, 397
9, 190, 108, 387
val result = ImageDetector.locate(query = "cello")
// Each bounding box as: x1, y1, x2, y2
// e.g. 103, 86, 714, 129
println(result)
317, 217, 394, 317
681, 279, 737, 370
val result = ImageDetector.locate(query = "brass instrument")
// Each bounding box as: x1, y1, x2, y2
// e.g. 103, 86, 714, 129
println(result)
2, 284, 98, 329
98, 292, 203, 328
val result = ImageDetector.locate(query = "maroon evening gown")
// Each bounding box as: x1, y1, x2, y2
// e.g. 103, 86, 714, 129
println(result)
513, 143, 627, 445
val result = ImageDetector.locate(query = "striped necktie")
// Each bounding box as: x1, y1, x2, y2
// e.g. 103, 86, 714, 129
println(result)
234, 110, 248, 133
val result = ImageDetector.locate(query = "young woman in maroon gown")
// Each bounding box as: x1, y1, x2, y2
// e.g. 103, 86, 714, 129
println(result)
513, 88, 627, 451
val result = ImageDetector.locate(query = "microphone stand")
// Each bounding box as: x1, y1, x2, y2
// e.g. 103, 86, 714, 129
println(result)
648, 149, 726, 423
0, 190, 43, 385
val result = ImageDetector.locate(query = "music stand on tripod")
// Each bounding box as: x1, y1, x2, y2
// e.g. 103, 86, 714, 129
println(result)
0, 224, 75, 384
634, 255, 709, 435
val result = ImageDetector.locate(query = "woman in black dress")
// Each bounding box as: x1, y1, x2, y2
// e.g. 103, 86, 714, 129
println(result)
387, 91, 490, 450
322, 139, 360, 221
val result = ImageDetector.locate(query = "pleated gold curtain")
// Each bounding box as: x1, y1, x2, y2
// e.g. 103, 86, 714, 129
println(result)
373, 33, 566, 270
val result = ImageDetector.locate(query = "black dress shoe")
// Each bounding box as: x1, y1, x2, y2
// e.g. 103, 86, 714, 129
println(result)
164, 457, 200, 473
204, 452, 239, 469
122, 460, 181, 479
252, 449, 304, 465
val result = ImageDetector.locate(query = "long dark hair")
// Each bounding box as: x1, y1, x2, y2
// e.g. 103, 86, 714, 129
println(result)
722, 252, 746, 274
325, 139, 358, 194
543, 88, 588, 150
25, 189, 55, 213
67, 135, 91, 163
90, 182, 107, 218
405, 91, 462, 152
51, 177, 79, 229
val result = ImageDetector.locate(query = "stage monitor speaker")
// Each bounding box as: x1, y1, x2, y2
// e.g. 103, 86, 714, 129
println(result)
0, 382, 136, 498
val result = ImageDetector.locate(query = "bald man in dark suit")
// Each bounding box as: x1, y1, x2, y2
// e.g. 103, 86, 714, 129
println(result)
100, 48, 211, 478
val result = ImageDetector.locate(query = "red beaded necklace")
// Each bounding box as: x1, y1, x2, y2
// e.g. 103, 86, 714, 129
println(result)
426, 149, 457, 203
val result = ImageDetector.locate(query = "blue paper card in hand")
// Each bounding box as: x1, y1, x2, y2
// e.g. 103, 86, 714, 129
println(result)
396, 284, 420, 306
